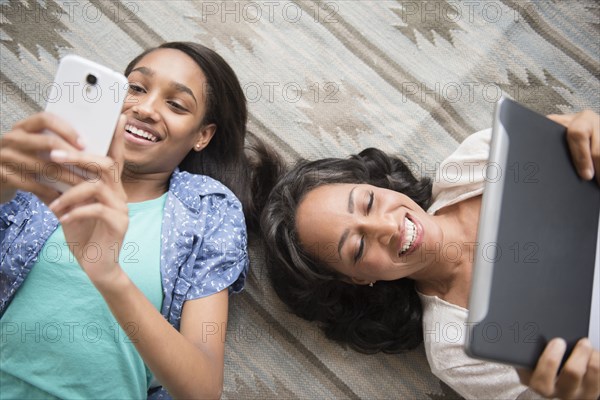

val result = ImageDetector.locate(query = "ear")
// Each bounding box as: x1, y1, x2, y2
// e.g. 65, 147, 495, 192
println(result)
192, 123, 216, 152
350, 277, 372, 286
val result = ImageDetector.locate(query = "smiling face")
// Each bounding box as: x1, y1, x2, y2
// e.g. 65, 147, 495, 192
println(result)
295, 183, 444, 284
120, 48, 215, 174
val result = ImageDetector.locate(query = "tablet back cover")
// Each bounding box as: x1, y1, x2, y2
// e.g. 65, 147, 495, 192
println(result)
466, 98, 600, 368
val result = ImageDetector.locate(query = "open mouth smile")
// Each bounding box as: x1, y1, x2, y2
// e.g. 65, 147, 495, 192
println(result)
398, 215, 422, 257
125, 124, 159, 143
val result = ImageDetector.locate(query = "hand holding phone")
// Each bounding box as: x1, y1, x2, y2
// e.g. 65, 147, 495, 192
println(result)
0, 112, 84, 204
42, 55, 128, 192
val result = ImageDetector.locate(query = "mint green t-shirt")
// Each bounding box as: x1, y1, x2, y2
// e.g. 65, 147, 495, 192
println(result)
0, 193, 167, 399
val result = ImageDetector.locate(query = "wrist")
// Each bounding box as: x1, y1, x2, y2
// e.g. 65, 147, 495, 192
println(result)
92, 264, 130, 295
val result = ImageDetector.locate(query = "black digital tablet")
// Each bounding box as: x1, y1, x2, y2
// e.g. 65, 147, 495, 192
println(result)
465, 97, 600, 368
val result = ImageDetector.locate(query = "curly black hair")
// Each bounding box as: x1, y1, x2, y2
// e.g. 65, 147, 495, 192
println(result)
261, 148, 433, 354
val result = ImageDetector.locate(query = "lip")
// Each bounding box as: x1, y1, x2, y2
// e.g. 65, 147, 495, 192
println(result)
123, 119, 163, 146
398, 213, 423, 257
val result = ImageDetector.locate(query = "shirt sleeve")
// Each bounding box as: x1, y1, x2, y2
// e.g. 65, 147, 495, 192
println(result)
185, 194, 249, 300
419, 293, 547, 400
0, 192, 31, 244
429, 345, 544, 400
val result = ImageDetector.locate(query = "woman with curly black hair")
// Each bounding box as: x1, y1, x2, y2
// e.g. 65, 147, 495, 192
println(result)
261, 110, 600, 400
262, 148, 432, 354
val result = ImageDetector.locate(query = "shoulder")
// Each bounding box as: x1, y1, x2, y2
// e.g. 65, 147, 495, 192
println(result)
168, 169, 247, 246
455, 128, 492, 155
436, 128, 492, 178
168, 169, 243, 212
162, 171, 249, 300
427, 129, 491, 214
166, 170, 246, 241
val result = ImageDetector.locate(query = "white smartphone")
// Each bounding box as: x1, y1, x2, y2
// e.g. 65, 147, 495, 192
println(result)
42, 54, 128, 192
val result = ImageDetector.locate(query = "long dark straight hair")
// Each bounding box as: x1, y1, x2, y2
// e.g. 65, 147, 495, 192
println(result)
125, 42, 281, 232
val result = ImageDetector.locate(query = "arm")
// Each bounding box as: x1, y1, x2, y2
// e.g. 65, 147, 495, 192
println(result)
420, 299, 544, 399
47, 134, 233, 398
430, 354, 542, 400
100, 273, 228, 399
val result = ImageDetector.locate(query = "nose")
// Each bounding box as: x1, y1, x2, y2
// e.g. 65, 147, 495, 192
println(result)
131, 95, 160, 122
361, 212, 396, 246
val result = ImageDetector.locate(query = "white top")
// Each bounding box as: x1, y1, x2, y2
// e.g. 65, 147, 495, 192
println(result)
427, 128, 490, 215
420, 129, 546, 400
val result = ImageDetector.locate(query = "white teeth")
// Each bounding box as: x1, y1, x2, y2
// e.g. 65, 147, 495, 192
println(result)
400, 217, 417, 255
125, 124, 158, 142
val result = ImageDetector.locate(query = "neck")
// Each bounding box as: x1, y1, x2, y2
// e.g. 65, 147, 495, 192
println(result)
412, 199, 480, 300
121, 165, 171, 203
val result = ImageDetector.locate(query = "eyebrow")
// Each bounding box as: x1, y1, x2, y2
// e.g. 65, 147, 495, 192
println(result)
171, 82, 197, 106
130, 66, 197, 106
337, 186, 356, 259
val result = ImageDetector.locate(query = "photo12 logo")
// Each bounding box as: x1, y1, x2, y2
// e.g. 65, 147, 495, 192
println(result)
199, 1, 339, 24
425, 320, 540, 344
0, 1, 140, 24
405, 160, 540, 185
1, 80, 129, 105
399, 240, 540, 264
0, 321, 139, 344
242, 81, 340, 104
396, 1, 541, 24
400, 81, 545, 106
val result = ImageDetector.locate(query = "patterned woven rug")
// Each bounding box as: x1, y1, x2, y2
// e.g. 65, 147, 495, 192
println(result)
1, 1, 598, 399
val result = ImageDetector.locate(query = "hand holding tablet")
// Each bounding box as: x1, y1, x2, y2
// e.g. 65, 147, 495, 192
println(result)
466, 98, 600, 368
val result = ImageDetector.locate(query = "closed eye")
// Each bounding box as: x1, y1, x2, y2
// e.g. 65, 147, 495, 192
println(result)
367, 190, 374, 214
354, 191, 374, 263
354, 238, 364, 263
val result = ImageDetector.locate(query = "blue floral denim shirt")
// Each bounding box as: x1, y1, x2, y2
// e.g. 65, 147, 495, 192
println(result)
0, 169, 249, 399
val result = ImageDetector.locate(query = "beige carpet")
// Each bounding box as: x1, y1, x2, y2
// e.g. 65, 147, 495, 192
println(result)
1, 1, 598, 398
